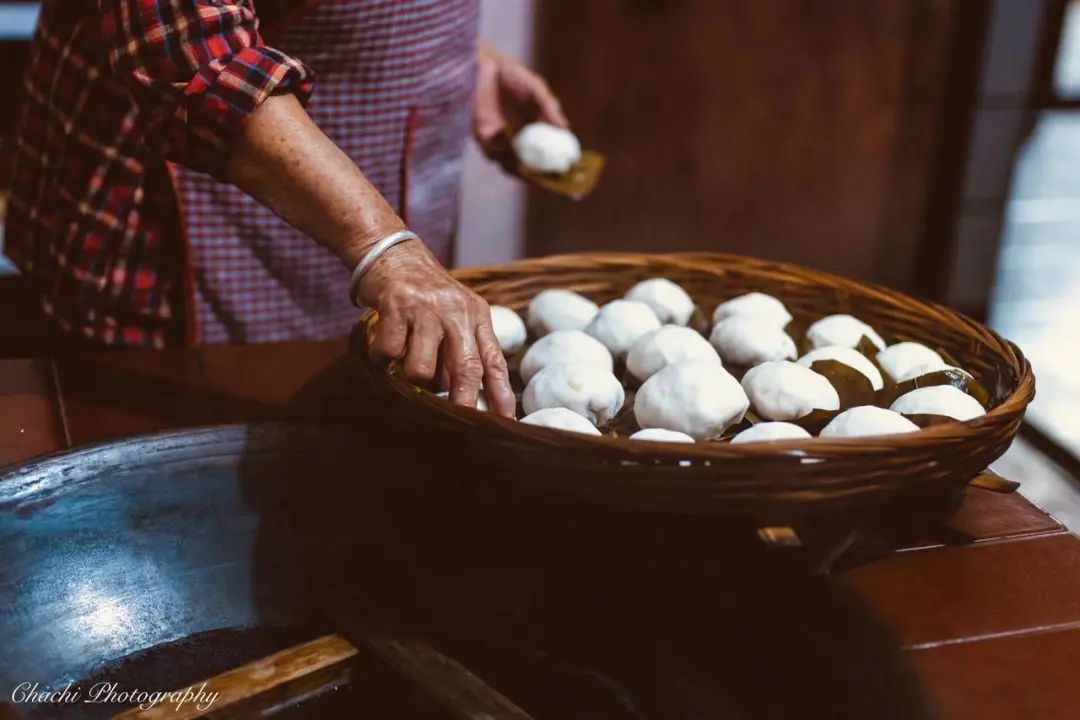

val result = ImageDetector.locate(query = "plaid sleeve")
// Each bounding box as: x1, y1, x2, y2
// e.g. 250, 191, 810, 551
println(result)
98, 0, 315, 178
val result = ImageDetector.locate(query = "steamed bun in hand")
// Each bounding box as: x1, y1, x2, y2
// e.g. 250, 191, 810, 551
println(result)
527, 289, 600, 336
889, 385, 985, 421
522, 363, 625, 425
806, 314, 885, 351
519, 330, 612, 384
521, 407, 601, 436
740, 361, 839, 421
513, 122, 582, 174
712, 292, 793, 327
489, 306, 527, 354
624, 278, 696, 326
585, 300, 662, 359
634, 360, 749, 440
709, 316, 797, 366
626, 325, 720, 382
819, 406, 919, 438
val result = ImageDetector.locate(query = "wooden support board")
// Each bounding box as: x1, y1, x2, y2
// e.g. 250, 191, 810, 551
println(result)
107, 628, 533, 720
110, 634, 356, 719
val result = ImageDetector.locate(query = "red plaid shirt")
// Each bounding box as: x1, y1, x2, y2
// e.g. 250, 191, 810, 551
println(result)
2, 0, 315, 347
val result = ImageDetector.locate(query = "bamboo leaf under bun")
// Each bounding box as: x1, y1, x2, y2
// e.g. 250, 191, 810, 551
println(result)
876, 367, 991, 409
810, 359, 876, 410
785, 318, 812, 356
790, 408, 840, 435
855, 334, 884, 359
902, 413, 958, 429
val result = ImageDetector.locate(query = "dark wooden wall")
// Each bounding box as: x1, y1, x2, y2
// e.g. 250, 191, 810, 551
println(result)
528, 0, 979, 297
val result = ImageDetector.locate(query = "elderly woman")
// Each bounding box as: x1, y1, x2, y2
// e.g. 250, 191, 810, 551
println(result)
3, 0, 568, 416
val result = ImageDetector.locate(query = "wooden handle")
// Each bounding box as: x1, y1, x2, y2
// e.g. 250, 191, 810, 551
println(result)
322, 593, 534, 720
101, 602, 533, 720
109, 634, 356, 719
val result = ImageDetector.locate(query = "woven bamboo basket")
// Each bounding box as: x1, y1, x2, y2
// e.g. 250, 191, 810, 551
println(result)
354, 252, 1034, 527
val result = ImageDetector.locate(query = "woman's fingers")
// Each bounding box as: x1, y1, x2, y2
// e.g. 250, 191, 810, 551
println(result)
533, 81, 569, 128
401, 315, 443, 383
369, 312, 408, 361
434, 352, 451, 392
475, 319, 516, 418
472, 56, 507, 143
504, 63, 568, 128
442, 316, 485, 410
518, 69, 568, 128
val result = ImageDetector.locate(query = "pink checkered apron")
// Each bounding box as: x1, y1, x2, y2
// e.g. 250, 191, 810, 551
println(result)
172, 0, 480, 343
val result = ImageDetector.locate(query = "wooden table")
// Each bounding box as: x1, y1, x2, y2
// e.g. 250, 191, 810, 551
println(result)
1, 340, 1078, 719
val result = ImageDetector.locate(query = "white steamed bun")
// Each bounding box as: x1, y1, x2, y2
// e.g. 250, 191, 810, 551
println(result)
585, 300, 662, 358
626, 325, 720, 382
489, 305, 527, 354
520, 407, 601, 435
712, 292, 793, 327
797, 346, 884, 391
527, 289, 599, 337
889, 385, 985, 421
629, 428, 695, 443
522, 363, 625, 425
740, 361, 839, 421
513, 122, 582, 174
709, 316, 797, 366
634, 360, 749, 440
819, 406, 919, 438
730, 422, 812, 444
876, 342, 946, 383
806, 314, 885, 351
519, 330, 612, 384
624, 278, 696, 326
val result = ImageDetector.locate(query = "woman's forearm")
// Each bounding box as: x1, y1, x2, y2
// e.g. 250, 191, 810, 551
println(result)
222, 92, 516, 416
225, 93, 404, 269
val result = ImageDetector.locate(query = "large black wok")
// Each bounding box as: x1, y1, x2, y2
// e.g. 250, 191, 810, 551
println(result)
0, 365, 939, 719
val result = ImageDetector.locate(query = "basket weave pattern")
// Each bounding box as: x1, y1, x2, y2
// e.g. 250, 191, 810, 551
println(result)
355, 253, 1034, 518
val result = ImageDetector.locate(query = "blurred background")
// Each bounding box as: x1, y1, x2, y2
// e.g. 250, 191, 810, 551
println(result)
1, 1, 1078, 514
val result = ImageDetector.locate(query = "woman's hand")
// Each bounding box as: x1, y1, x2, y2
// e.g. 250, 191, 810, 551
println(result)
473, 41, 568, 169
357, 240, 517, 418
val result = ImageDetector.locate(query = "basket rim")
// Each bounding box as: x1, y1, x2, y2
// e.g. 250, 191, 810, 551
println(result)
361, 251, 1035, 460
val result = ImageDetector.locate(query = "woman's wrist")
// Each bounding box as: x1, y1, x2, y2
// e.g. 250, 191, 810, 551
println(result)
348, 229, 421, 306
339, 217, 410, 268
225, 94, 417, 274
353, 237, 441, 308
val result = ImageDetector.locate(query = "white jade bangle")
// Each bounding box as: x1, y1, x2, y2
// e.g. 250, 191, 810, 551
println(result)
349, 230, 419, 307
